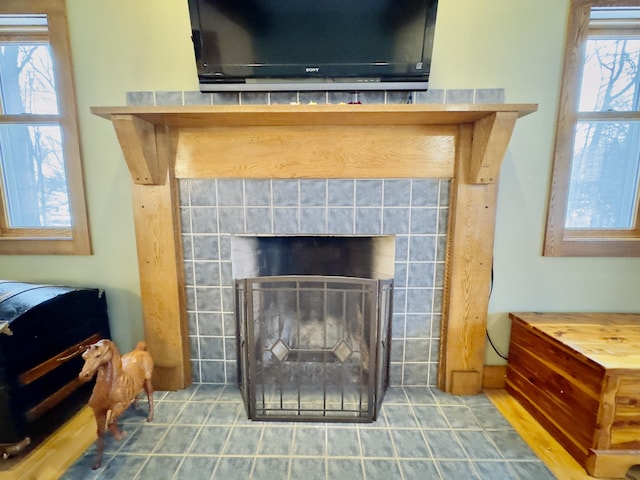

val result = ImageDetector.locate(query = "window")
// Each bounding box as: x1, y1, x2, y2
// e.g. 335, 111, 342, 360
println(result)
0, 0, 90, 254
544, 0, 640, 256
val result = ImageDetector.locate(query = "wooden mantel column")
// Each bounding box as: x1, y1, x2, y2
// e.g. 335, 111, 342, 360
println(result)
92, 103, 536, 393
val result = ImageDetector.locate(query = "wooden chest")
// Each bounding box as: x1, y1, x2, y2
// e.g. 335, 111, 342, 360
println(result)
506, 312, 640, 478
0, 281, 110, 457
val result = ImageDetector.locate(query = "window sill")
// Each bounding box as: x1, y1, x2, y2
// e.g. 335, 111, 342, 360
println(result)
543, 236, 640, 257
0, 235, 91, 255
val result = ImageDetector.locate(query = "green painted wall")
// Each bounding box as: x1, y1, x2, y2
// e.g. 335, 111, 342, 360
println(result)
1, 0, 638, 365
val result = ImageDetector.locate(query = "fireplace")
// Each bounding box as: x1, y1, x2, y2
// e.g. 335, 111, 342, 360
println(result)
232, 235, 394, 421
91, 97, 537, 394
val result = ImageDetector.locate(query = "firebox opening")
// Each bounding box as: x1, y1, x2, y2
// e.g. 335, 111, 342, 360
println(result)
232, 235, 395, 422
231, 235, 395, 280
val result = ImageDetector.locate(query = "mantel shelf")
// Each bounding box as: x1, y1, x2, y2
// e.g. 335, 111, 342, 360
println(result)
91, 103, 537, 128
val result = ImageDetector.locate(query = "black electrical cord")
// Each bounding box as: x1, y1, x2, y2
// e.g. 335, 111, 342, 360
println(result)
486, 329, 509, 361
486, 261, 509, 360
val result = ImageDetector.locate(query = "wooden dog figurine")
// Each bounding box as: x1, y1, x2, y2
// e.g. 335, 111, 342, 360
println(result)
78, 339, 154, 469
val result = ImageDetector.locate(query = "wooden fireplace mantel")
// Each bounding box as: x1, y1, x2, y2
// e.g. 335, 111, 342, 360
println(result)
92, 103, 536, 393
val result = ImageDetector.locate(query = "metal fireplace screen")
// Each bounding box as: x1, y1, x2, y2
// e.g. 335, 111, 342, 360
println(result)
236, 275, 393, 422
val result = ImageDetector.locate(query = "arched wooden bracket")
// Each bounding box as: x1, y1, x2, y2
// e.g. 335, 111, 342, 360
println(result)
469, 111, 518, 184
111, 114, 162, 185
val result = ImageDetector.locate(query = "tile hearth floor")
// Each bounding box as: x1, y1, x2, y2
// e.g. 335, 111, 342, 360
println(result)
61, 384, 555, 480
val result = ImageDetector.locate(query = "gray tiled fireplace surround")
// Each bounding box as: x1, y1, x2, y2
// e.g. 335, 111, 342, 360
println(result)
128, 88, 506, 389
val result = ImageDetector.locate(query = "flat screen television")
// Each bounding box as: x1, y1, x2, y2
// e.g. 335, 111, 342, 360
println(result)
187, 0, 439, 92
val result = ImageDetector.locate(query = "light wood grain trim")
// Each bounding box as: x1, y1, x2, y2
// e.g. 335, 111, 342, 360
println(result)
469, 112, 518, 184
131, 127, 190, 391
0, 238, 80, 255
450, 370, 481, 395
174, 125, 456, 179
91, 103, 538, 127
544, 0, 640, 257
438, 124, 498, 393
112, 114, 161, 185
0, 0, 91, 255
1, 0, 65, 14
482, 365, 507, 389
565, 228, 640, 238
544, 0, 591, 256
0, 227, 72, 238
45, 0, 91, 255
578, 0, 640, 8
577, 111, 640, 121
0, 115, 60, 123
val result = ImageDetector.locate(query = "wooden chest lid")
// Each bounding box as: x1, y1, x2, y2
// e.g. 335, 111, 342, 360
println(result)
509, 312, 640, 372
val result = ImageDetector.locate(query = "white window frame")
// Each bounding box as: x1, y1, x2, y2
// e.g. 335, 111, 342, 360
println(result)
0, 0, 90, 255
544, 0, 640, 256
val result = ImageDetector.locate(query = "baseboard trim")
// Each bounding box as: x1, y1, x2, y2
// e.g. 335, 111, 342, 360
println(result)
482, 364, 507, 389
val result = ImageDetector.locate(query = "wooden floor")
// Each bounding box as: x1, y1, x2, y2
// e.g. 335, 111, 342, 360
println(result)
0, 407, 95, 480
486, 389, 611, 480
0, 389, 628, 480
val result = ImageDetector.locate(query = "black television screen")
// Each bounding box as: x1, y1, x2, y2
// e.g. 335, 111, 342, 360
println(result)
187, 0, 439, 91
